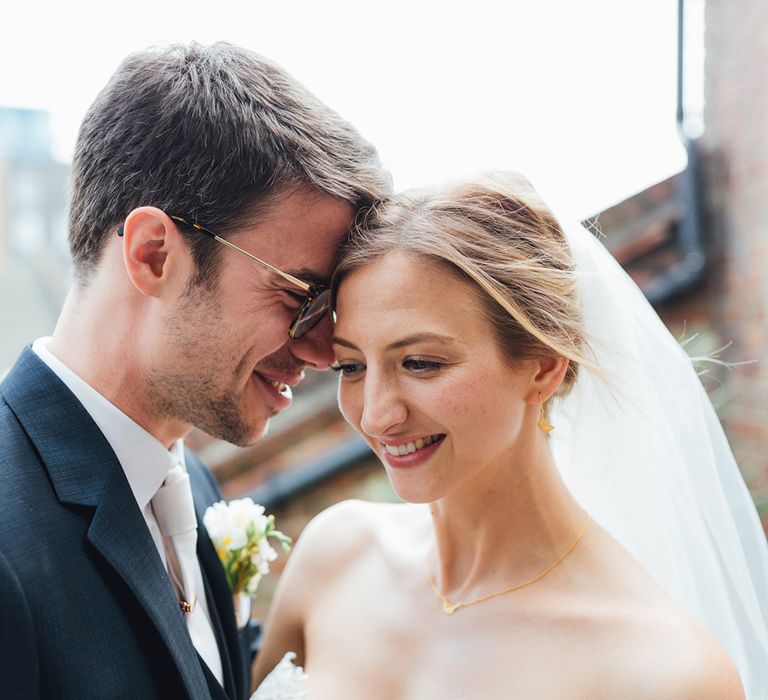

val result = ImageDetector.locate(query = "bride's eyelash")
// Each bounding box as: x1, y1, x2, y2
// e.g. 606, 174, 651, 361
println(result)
403, 358, 444, 372
330, 358, 445, 376
330, 363, 364, 376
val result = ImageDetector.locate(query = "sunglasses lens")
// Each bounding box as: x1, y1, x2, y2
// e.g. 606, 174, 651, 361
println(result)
290, 288, 331, 339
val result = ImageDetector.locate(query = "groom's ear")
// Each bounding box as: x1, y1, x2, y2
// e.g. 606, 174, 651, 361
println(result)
524, 355, 569, 404
120, 207, 191, 298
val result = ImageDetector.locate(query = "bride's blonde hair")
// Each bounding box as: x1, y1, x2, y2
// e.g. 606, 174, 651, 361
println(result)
333, 172, 593, 397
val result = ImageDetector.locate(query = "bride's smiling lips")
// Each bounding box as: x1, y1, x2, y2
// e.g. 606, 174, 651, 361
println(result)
377, 434, 447, 469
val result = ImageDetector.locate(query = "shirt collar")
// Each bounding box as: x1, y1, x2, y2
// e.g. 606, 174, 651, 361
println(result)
32, 337, 185, 511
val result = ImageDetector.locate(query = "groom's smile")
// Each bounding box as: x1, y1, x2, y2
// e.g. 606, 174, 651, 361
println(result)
153, 187, 354, 446
250, 366, 306, 414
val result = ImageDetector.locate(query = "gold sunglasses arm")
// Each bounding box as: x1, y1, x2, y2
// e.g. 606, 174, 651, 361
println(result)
118, 215, 311, 292
207, 232, 311, 292
168, 216, 311, 292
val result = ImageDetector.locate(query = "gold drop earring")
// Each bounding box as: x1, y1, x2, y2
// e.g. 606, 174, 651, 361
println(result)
538, 392, 554, 434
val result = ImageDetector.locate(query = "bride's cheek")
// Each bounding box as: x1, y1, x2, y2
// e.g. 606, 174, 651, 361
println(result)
337, 385, 362, 425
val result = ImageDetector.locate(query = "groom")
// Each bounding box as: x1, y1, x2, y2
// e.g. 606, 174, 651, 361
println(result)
0, 42, 389, 699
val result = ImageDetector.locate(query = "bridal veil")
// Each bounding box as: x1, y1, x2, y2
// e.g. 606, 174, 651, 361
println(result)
549, 222, 768, 698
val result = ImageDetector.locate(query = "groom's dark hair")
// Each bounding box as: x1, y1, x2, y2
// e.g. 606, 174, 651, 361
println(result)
68, 41, 391, 287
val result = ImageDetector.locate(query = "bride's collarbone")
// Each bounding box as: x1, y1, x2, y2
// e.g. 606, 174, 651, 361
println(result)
309, 621, 616, 700
308, 506, 726, 698
315, 609, 714, 700
309, 503, 737, 698
321, 560, 712, 684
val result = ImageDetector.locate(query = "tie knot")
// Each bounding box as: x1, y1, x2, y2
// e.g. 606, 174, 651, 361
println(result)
152, 464, 198, 538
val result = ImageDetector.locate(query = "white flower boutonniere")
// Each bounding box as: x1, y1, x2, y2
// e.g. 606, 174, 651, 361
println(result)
203, 497, 292, 599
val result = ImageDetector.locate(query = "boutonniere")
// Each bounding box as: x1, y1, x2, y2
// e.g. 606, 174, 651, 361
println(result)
203, 497, 292, 600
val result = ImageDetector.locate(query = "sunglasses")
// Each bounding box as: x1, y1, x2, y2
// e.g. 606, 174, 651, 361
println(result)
117, 215, 330, 339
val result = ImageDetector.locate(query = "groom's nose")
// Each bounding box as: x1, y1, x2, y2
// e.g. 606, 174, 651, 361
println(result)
288, 313, 335, 370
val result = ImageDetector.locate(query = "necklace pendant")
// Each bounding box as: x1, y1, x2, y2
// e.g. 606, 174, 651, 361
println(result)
442, 599, 460, 615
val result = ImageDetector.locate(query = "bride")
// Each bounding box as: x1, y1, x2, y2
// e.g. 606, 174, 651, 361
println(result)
251, 173, 768, 698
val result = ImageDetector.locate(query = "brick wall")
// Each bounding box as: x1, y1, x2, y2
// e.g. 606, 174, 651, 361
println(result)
702, 0, 768, 511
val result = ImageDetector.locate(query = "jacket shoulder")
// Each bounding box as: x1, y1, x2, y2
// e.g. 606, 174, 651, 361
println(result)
0, 395, 46, 500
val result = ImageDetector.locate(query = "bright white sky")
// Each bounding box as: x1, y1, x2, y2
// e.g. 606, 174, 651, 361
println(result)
0, 0, 701, 220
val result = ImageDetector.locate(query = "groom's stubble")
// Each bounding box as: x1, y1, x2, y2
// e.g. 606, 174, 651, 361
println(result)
145, 279, 286, 447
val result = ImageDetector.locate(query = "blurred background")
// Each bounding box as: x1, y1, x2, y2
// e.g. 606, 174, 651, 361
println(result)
1, 0, 766, 617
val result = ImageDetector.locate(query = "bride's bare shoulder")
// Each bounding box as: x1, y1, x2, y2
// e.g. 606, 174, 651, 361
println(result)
305, 498, 416, 536
576, 528, 744, 698
287, 500, 420, 577
606, 614, 745, 699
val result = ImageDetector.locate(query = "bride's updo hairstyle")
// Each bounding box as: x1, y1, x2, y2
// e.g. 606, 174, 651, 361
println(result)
332, 172, 592, 398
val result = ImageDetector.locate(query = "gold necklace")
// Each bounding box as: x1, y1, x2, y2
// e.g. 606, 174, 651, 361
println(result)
429, 515, 591, 615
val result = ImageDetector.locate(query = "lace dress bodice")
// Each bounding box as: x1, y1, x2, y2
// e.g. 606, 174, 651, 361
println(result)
250, 652, 308, 700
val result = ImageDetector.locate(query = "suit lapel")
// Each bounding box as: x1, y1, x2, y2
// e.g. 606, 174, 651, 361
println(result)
198, 651, 232, 700
1, 349, 212, 700
87, 469, 212, 700
195, 501, 243, 700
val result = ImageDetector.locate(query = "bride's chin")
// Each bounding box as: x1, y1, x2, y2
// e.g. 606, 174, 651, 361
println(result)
385, 476, 443, 505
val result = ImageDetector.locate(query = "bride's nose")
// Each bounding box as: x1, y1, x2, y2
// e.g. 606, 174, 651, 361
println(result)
359, 371, 408, 438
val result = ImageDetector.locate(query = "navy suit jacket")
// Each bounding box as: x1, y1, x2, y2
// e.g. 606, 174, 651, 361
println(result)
0, 348, 248, 699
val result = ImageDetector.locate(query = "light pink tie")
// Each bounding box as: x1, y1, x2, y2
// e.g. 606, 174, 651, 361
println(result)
152, 464, 223, 684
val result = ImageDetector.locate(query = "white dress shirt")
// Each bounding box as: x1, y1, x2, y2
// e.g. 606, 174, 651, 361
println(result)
32, 337, 222, 672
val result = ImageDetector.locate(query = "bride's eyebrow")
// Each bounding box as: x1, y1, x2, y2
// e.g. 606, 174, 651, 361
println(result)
332, 336, 360, 350
332, 333, 459, 351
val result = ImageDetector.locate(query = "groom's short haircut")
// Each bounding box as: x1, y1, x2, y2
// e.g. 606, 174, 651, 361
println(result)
68, 42, 391, 288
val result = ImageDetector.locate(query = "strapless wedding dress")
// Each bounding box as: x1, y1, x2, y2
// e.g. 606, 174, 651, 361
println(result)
250, 652, 308, 700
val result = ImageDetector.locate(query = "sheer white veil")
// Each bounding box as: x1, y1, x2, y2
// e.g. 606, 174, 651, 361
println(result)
549, 221, 768, 698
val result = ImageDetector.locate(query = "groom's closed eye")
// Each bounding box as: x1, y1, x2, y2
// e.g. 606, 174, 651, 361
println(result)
283, 289, 307, 304
284, 268, 328, 288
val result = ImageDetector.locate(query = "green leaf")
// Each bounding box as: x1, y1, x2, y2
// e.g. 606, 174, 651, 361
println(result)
270, 530, 292, 553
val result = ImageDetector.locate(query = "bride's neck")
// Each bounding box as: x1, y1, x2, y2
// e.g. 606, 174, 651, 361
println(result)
427, 444, 585, 599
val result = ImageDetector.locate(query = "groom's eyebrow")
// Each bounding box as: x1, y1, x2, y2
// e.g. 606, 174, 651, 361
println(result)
332, 332, 459, 351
